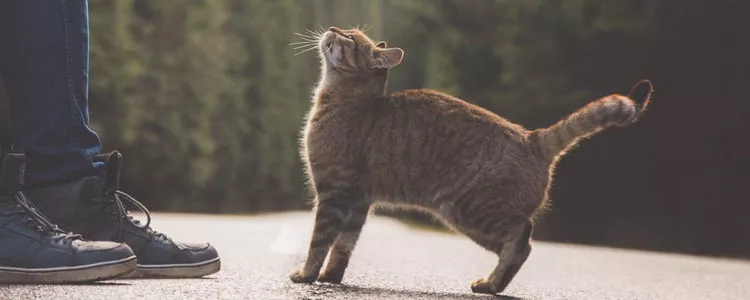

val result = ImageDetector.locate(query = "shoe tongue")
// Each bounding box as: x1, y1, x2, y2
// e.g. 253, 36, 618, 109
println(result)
92, 150, 125, 191
101, 151, 123, 191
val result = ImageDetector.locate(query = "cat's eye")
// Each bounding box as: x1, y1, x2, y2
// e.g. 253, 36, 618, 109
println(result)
346, 35, 354, 40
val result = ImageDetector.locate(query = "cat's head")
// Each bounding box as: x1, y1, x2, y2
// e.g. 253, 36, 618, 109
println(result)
319, 27, 404, 79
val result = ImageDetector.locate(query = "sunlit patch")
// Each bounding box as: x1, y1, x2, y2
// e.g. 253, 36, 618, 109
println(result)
270, 225, 310, 255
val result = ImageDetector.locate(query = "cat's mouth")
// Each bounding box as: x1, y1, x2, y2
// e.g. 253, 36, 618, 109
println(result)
320, 32, 336, 54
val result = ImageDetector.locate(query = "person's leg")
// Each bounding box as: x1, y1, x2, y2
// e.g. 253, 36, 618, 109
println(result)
0, 0, 138, 284
0, 0, 101, 190
3, 0, 221, 279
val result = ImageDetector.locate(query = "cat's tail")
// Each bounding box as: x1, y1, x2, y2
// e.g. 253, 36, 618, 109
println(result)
530, 80, 654, 158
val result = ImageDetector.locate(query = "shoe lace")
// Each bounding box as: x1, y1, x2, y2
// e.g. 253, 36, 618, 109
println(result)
8, 191, 80, 244
104, 189, 169, 242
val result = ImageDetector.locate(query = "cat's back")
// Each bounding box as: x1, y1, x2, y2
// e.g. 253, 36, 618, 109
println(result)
386, 89, 472, 111
384, 88, 528, 139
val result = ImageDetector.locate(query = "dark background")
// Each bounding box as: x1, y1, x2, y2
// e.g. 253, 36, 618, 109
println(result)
1, 0, 748, 259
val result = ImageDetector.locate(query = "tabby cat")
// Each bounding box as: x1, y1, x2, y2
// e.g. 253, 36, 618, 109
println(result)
289, 26, 653, 295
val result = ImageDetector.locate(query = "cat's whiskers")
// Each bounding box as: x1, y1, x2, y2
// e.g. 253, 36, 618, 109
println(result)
293, 44, 320, 56
293, 33, 320, 42
294, 32, 321, 39
292, 44, 319, 50
289, 41, 317, 46
306, 28, 323, 38
290, 26, 332, 56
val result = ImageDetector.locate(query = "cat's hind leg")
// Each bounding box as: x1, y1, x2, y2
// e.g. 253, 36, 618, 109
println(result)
289, 186, 362, 283
492, 220, 532, 292
317, 201, 370, 283
448, 206, 533, 295
468, 219, 533, 295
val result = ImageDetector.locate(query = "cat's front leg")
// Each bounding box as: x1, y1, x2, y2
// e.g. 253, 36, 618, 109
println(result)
317, 201, 370, 284
290, 185, 361, 283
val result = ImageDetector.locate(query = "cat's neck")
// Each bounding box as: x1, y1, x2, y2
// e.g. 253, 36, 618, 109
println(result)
314, 70, 388, 102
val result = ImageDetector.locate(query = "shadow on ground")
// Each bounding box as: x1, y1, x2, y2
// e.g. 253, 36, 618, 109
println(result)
296, 282, 524, 300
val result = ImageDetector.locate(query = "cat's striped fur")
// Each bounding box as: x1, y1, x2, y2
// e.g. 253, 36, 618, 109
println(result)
289, 26, 653, 295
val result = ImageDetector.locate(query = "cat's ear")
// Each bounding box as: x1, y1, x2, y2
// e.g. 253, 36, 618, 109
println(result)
376, 41, 387, 48
373, 48, 404, 69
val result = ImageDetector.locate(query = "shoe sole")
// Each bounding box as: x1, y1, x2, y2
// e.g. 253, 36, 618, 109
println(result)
119, 257, 221, 279
0, 256, 137, 284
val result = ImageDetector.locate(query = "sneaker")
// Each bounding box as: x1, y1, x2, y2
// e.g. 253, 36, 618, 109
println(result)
26, 151, 220, 278
0, 153, 137, 284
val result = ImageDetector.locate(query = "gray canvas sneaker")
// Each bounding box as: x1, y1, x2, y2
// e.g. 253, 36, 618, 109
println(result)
26, 151, 220, 278
0, 152, 137, 284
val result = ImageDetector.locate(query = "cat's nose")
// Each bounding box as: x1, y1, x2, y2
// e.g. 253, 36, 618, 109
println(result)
328, 27, 343, 34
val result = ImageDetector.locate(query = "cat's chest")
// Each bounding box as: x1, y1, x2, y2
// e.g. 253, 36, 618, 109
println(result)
307, 101, 370, 128
306, 107, 360, 142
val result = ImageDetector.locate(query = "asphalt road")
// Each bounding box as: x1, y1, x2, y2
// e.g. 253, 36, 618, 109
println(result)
1, 212, 748, 300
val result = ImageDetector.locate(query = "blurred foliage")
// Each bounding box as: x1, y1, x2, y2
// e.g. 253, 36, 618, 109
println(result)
85, 0, 749, 258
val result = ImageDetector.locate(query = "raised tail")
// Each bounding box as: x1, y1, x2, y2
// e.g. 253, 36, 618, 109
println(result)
531, 80, 654, 158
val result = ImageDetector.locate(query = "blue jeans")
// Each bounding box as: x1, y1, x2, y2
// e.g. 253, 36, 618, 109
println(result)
0, 0, 101, 189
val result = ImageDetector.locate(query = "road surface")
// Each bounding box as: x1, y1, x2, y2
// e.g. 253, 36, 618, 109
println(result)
1, 212, 748, 300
